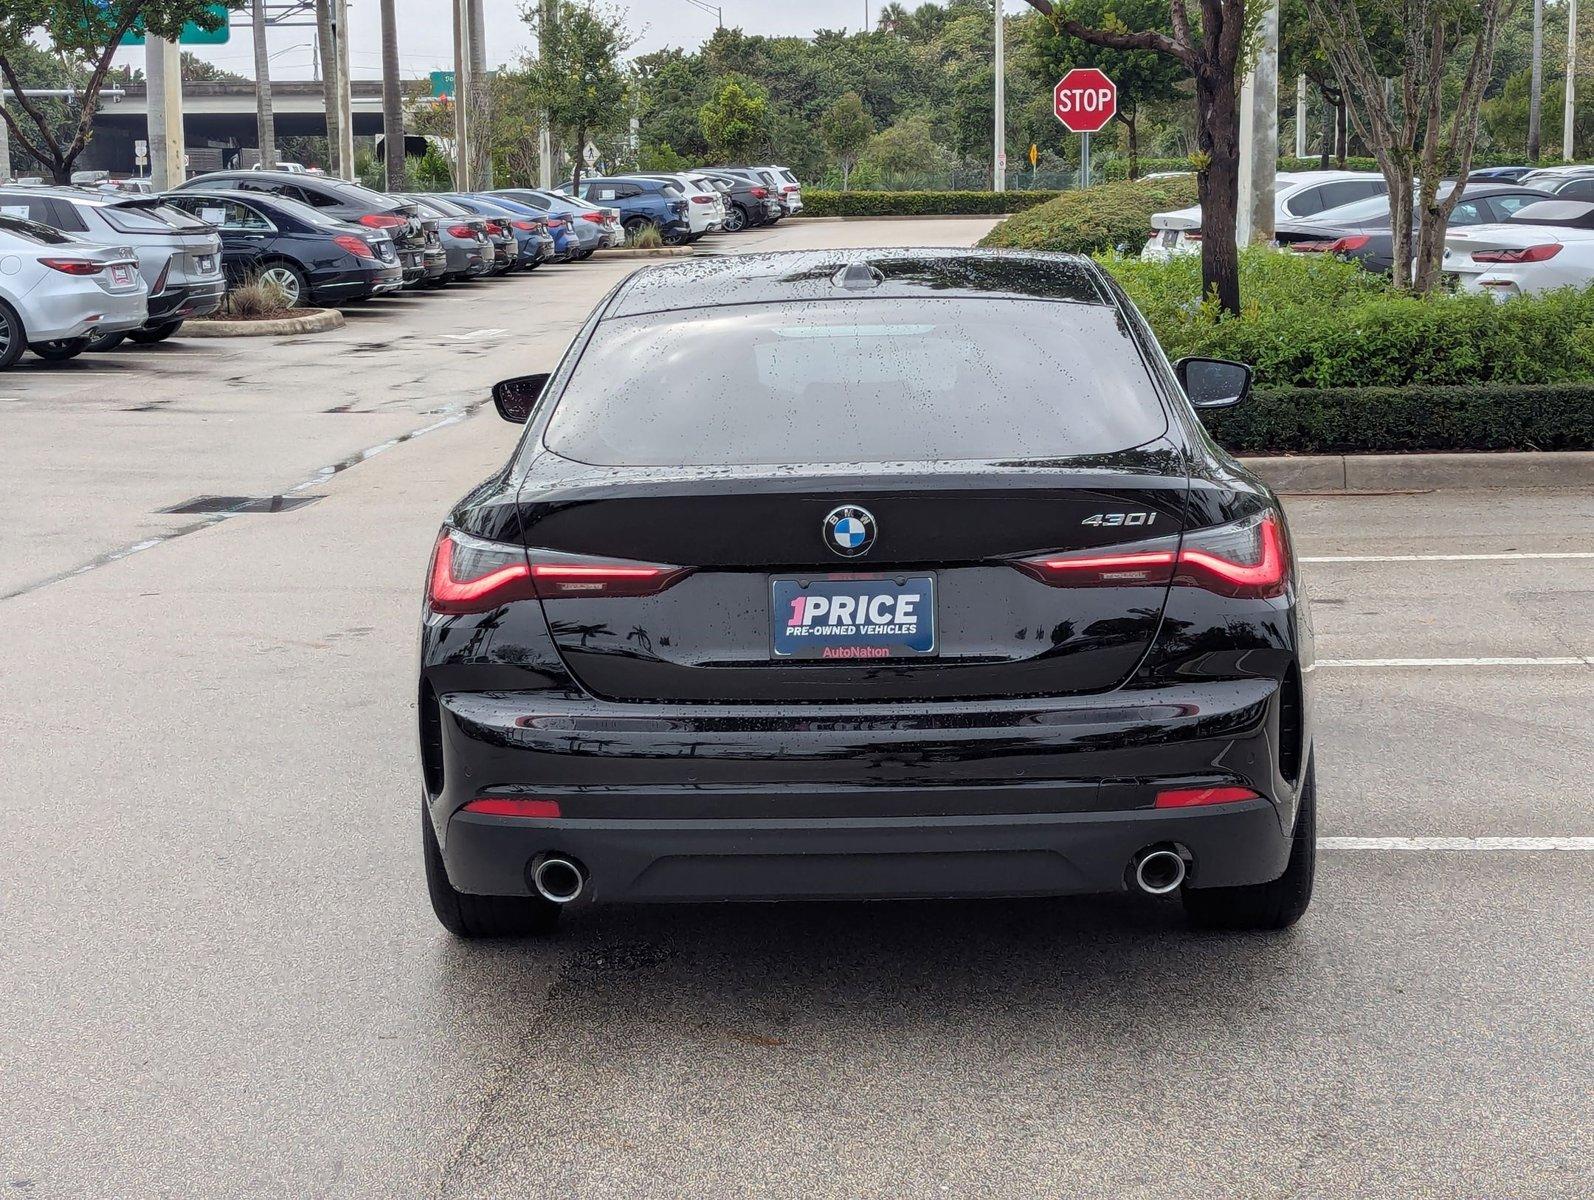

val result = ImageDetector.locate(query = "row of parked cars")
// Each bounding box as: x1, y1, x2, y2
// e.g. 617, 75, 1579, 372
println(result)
1142, 165, 1594, 298
0, 162, 806, 369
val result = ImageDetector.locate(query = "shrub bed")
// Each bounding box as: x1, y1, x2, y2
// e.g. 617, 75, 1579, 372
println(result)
978, 175, 1201, 256
1105, 248, 1594, 388
1203, 383, 1594, 454
798, 190, 1061, 216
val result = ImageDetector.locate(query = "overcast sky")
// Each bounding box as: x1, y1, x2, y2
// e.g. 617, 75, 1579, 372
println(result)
110, 1, 904, 81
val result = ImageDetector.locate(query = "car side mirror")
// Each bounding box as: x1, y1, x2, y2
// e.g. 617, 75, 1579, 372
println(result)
491, 373, 549, 424
1175, 356, 1253, 409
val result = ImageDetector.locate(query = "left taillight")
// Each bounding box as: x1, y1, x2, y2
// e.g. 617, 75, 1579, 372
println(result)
428, 528, 690, 614
1014, 512, 1288, 600
40, 258, 105, 276
510, 219, 536, 231
333, 233, 377, 260
358, 212, 406, 231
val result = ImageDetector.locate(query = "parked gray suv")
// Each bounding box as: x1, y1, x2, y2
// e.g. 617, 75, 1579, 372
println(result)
0, 188, 224, 348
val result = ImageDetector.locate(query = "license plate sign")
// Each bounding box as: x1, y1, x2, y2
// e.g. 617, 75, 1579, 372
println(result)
771, 575, 935, 660
197, 254, 214, 272
111, 264, 133, 285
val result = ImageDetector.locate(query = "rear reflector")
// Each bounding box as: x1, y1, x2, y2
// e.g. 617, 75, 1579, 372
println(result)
1154, 786, 1261, 808
463, 797, 562, 818
428, 527, 690, 613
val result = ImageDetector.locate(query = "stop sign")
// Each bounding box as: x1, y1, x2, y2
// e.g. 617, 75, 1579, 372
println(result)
1054, 68, 1117, 134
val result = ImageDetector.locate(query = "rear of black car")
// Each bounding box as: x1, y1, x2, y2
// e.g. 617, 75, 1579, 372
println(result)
419, 252, 1314, 936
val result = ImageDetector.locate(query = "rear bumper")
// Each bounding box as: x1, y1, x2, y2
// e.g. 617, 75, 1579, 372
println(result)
427, 677, 1301, 904
149, 278, 224, 323
446, 802, 1288, 903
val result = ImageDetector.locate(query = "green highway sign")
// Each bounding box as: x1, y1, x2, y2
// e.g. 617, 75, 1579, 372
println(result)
121, 3, 232, 45
430, 71, 456, 98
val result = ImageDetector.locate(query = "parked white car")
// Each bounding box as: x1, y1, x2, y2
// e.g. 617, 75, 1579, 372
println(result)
1440, 205, 1594, 298
634, 173, 726, 237
761, 164, 803, 214
0, 214, 147, 368
1143, 171, 1389, 260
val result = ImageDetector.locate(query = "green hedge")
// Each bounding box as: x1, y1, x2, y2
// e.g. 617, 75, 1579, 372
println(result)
1203, 383, 1594, 454
798, 190, 1061, 216
978, 175, 1201, 255
1105, 248, 1594, 389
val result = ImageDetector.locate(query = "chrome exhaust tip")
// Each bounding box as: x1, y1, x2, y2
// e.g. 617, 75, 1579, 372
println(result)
532, 856, 586, 904
1133, 847, 1187, 896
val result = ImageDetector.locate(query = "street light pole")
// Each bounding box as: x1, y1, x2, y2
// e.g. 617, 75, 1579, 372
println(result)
537, 0, 554, 188
993, 0, 1005, 192
1565, 0, 1579, 162
1529, 0, 1543, 162
252, 0, 277, 170
453, 0, 474, 191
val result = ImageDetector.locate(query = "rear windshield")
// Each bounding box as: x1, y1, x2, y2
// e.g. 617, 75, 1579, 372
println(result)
334, 182, 401, 209
96, 203, 176, 233
544, 299, 1166, 466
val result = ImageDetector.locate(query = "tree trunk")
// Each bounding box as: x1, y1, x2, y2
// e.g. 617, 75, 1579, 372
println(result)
52, 161, 72, 185
1126, 113, 1139, 180
1319, 101, 1333, 168
380, 0, 405, 190
571, 127, 585, 193
1384, 155, 1415, 290
1335, 100, 1347, 167
1195, 68, 1241, 316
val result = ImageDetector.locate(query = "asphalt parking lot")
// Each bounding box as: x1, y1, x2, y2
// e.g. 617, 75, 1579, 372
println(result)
1, 217, 1590, 1199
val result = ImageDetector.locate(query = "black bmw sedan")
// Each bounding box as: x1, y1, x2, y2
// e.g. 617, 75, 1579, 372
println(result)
419, 249, 1316, 937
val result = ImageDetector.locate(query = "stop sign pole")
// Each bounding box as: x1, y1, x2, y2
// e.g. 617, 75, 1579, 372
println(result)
1054, 68, 1117, 189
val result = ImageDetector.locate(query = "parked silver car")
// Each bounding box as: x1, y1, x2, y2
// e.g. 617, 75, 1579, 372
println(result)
0, 188, 223, 348
0, 215, 147, 368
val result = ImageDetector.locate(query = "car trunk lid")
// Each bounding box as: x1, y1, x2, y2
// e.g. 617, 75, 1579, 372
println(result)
516, 455, 1189, 704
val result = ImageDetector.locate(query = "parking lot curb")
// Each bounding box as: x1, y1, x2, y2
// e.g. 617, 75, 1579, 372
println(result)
594, 248, 695, 260
1241, 450, 1593, 492
179, 308, 345, 337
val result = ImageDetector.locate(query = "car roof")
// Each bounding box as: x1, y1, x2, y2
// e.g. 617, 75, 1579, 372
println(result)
606, 249, 1109, 318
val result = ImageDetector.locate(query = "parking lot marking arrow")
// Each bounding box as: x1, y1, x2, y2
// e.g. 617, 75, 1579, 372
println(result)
442, 328, 507, 341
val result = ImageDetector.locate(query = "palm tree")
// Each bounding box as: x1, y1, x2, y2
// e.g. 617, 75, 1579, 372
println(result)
380, 0, 405, 189
877, 2, 911, 33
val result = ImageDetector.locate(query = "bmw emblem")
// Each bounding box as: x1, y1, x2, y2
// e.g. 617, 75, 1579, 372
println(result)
824, 505, 876, 557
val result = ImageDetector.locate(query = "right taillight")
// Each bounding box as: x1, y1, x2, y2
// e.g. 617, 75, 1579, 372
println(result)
428, 528, 690, 614
1173, 512, 1289, 599
1472, 243, 1562, 263
1014, 513, 1288, 599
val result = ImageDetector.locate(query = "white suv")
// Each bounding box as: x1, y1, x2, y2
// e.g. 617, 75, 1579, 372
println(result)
635, 173, 725, 238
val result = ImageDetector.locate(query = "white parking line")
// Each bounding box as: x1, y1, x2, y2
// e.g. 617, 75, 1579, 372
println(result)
442, 328, 507, 341
1303, 552, 1594, 562
1316, 657, 1592, 668
1320, 836, 1594, 851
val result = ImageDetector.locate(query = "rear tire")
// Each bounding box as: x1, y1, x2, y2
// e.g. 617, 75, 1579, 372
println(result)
422, 802, 561, 939
127, 320, 184, 344
29, 337, 90, 362
1183, 757, 1316, 931
723, 204, 747, 232
0, 301, 24, 369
